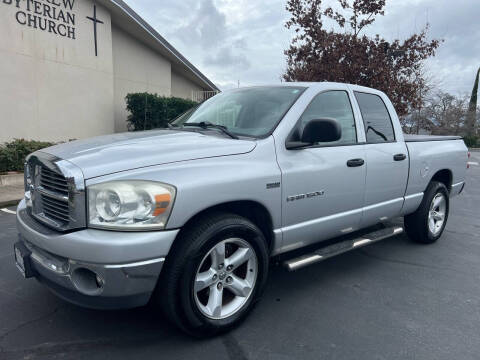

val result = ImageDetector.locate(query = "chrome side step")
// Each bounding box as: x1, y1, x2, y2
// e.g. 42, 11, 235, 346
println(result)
283, 226, 404, 271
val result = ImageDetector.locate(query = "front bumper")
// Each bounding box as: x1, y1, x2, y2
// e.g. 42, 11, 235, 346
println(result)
16, 199, 180, 309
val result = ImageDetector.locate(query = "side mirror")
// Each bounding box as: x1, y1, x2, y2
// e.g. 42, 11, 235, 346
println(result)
286, 118, 342, 149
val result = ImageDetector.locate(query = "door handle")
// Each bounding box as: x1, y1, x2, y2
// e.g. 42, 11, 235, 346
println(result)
394, 154, 407, 161
347, 158, 365, 167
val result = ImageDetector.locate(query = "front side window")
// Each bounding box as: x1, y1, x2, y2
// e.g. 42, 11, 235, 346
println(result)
297, 91, 357, 146
172, 87, 306, 138
354, 92, 395, 143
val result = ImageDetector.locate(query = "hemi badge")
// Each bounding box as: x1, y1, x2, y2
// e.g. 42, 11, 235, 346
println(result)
266, 182, 280, 189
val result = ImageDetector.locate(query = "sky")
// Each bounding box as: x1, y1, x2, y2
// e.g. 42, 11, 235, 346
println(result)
123, 0, 480, 95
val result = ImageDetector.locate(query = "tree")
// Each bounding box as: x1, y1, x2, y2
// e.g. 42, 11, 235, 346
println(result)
400, 91, 474, 136
283, 0, 442, 115
399, 66, 437, 134
428, 92, 469, 135
466, 67, 479, 136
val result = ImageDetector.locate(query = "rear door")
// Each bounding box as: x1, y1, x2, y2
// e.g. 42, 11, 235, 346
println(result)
353, 91, 409, 227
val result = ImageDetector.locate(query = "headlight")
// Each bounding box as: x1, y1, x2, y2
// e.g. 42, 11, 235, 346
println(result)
88, 181, 176, 230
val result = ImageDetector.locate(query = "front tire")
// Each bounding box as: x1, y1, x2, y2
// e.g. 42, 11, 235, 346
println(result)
405, 181, 449, 244
156, 212, 269, 337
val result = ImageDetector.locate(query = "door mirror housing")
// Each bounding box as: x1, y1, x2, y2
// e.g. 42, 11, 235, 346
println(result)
286, 118, 342, 149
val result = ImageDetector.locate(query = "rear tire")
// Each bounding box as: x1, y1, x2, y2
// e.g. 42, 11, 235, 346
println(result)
404, 181, 449, 244
155, 212, 269, 337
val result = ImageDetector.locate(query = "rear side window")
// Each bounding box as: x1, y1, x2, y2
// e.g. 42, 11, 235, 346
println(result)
354, 92, 395, 143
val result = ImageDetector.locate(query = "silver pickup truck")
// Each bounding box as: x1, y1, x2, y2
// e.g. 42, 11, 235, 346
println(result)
15, 83, 468, 336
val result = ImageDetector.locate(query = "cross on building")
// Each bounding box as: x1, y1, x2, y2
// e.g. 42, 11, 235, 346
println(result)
86, 5, 104, 56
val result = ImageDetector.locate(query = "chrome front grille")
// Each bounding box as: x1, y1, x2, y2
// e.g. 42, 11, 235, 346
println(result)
26, 152, 86, 232
41, 193, 70, 224
40, 168, 69, 197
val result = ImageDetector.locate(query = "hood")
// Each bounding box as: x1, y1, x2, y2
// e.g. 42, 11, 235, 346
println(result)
42, 130, 256, 179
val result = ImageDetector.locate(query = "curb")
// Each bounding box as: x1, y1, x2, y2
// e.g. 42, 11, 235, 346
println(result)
0, 173, 24, 186
0, 199, 21, 209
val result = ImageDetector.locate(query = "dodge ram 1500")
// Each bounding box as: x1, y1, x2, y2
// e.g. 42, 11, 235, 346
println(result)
15, 83, 468, 336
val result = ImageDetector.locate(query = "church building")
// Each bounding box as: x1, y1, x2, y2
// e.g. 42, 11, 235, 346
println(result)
0, 0, 219, 142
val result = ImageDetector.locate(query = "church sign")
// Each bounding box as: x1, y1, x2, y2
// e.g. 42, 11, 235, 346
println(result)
1, 0, 76, 39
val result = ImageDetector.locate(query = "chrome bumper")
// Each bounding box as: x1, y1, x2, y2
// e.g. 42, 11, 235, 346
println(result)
19, 238, 163, 309
16, 199, 180, 309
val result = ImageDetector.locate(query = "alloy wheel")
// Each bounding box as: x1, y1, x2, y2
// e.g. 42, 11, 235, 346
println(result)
428, 193, 447, 236
193, 238, 258, 320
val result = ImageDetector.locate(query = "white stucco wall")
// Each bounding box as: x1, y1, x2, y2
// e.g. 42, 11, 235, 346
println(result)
112, 24, 172, 132
171, 70, 203, 100
0, 0, 114, 142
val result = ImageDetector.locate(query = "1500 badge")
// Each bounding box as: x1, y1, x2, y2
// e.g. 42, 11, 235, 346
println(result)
287, 191, 325, 202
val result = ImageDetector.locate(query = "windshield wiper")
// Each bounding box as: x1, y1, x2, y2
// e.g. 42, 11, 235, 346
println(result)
183, 122, 239, 139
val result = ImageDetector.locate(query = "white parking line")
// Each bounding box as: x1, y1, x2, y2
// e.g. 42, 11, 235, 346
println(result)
1, 208, 16, 215
468, 162, 479, 166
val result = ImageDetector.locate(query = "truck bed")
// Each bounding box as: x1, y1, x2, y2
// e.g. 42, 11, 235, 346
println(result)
404, 134, 463, 142
404, 137, 467, 199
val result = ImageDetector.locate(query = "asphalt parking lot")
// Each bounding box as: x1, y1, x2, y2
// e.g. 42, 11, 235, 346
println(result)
1, 152, 479, 360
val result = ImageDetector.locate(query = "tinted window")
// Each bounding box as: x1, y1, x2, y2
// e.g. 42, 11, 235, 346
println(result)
299, 91, 357, 146
354, 92, 395, 143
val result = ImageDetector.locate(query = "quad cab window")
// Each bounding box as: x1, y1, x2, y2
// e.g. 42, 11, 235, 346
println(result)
354, 92, 395, 143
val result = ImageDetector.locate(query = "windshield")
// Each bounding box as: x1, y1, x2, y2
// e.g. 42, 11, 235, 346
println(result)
172, 86, 306, 138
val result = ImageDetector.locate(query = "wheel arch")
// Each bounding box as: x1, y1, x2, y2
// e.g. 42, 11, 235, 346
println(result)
176, 200, 275, 254
428, 169, 453, 192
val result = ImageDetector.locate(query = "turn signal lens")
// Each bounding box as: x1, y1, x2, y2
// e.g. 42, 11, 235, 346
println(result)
153, 194, 171, 216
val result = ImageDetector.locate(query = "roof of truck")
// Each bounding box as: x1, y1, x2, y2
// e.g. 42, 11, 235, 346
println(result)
223, 83, 385, 96
231, 82, 381, 91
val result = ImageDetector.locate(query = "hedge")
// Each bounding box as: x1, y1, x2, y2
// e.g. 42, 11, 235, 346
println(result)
125, 93, 197, 131
0, 139, 54, 173
464, 136, 479, 148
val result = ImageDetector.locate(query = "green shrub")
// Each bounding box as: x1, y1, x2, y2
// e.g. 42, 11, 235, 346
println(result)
0, 139, 54, 173
126, 93, 197, 131
464, 136, 479, 148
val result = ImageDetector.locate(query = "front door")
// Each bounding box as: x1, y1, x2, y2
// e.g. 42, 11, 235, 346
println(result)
276, 90, 366, 253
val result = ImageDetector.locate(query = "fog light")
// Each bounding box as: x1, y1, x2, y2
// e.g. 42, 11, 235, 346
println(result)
71, 268, 104, 296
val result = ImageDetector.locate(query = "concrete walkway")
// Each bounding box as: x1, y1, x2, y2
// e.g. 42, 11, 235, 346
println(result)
0, 184, 23, 208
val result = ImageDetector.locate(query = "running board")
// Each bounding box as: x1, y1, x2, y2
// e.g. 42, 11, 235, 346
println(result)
283, 226, 404, 271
